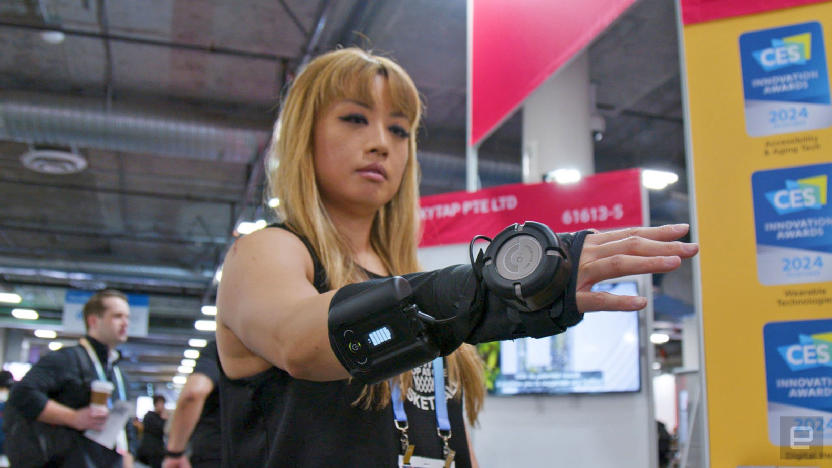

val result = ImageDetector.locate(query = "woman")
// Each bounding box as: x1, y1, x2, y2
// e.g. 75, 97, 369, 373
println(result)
216, 47, 697, 467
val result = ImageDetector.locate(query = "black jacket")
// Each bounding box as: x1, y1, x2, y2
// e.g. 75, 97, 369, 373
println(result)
137, 410, 166, 467
7, 336, 137, 453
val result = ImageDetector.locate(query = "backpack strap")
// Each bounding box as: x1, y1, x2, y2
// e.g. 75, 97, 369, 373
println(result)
72, 345, 97, 382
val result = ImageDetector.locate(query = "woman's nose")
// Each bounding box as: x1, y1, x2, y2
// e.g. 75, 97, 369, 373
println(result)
367, 122, 390, 157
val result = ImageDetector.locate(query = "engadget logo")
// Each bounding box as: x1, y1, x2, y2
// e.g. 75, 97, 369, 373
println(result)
753, 32, 812, 72
765, 174, 827, 215
778, 333, 832, 371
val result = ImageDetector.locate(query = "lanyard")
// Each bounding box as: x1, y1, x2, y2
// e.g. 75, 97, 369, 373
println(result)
431, 358, 451, 432
391, 357, 452, 447
79, 338, 126, 401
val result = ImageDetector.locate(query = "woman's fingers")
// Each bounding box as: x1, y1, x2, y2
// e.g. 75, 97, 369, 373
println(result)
585, 236, 699, 263
570, 223, 698, 313
577, 254, 682, 289
576, 291, 647, 313
585, 224, 690, 246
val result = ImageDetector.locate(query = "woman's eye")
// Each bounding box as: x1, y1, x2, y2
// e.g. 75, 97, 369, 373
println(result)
339, 114, 367, 124
389, 125, 410, 139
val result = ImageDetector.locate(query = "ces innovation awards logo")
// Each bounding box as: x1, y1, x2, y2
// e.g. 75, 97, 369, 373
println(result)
752, 163, 832, 285
752, 32, 812, 72
740, 22, 832, 136
765, 174, 828, 215
763, 319, 832, 455
778, 332, 832, 373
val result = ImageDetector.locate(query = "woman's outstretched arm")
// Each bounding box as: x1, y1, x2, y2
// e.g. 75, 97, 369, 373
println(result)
217, 223, 698, 383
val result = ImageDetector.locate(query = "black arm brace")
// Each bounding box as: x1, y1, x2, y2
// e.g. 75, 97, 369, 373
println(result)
328, 230, 592, 384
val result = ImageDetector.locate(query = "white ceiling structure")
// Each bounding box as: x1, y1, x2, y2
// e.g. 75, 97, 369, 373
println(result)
0, 0, 690, 394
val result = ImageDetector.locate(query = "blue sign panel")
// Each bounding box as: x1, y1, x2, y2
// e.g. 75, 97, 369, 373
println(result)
763, 319, 832, 446
751, 162, 832, 285
740, 22, 832, 136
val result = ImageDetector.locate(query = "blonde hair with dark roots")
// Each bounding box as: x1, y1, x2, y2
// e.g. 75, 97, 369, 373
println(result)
267, 48, 484, 425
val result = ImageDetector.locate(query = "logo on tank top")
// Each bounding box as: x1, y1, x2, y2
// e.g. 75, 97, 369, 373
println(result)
405, 361, 458, 411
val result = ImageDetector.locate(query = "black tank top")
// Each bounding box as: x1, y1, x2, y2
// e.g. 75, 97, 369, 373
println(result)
218, 224, 471, 467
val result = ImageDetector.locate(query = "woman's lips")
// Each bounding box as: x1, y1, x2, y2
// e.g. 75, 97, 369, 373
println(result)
357, 163, 387, 181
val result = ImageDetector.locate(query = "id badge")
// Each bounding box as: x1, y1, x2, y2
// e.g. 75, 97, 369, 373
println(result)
398, 454, 455, 468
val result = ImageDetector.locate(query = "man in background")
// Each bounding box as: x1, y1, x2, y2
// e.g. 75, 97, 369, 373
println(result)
162, 340, 221, 468
7, 289, 136, 467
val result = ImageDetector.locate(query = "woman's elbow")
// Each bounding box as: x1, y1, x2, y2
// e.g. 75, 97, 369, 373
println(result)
281, 347, 315, 379
280, 340, 332, 380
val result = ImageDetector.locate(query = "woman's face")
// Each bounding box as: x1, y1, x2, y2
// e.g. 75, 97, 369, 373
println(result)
313, 75, 411, 215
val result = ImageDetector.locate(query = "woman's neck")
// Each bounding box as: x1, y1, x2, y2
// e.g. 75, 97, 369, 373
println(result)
324, 203, 389, 275
325, 206, 375, 256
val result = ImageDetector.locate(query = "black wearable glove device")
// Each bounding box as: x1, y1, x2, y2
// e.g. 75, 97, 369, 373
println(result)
328, 276, 441, 383
328, 222, 593, 384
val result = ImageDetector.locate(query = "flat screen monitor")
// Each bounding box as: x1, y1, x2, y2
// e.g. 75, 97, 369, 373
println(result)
485, 280, 642, 395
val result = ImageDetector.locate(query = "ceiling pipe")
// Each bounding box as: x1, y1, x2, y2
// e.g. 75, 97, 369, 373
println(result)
0, 91, 516, 182
0, 266, 207, 291
0, 222, 228, 245
0, 256, 211, 289
0, 91, 270, 163
0, 266, 208, 293
0, 21, 292, 62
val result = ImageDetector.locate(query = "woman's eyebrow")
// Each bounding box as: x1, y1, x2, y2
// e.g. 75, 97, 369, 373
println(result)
343, 99, 371, 109
341, 99, 406, 119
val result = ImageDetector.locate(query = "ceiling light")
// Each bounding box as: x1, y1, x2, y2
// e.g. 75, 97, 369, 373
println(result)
268, 197, 280, 208
40, 30, 65, 44
642, 169, 679, 190
188, 338, 208, 348
650, 332, 670, 344
49, 341, 63, 351
194, 320, 216, 332
184, 349, 200, 359
173, 375, 188, 385
34, 329, 57, 339
0, 292, 22, 304
236, 219, 267, 235
178, 366, 194, 374
21, 149, 87, 174
544, 168, 582, 184
181, 359, 196, 368
201, 305, 217, 316
12, 308, 39, 320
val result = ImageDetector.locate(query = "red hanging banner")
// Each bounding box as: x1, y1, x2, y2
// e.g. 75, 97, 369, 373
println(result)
419, 169, 643, 247
470, 0, 636, 146
680, 0, 829, 25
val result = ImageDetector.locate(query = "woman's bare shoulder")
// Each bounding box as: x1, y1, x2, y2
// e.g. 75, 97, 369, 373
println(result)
217, 226, 320, 378
223, 226, 315, 280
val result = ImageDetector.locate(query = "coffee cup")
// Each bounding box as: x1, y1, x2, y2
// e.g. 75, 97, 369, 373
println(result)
90, 380, 114, 407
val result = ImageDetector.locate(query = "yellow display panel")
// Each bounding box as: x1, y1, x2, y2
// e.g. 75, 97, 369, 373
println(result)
683, 2, 832, 466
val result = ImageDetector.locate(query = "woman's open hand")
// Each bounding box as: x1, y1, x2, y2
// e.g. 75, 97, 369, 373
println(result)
575, 224, 698, 313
